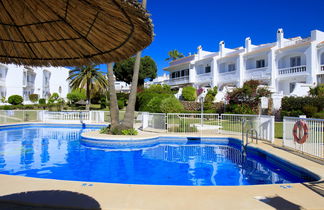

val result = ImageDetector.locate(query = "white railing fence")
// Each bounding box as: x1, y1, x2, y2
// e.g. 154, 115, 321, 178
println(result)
167, 113, 220, 135
0, 110, 142, 124
220, 114, 275, 142
283, 117, 324, 159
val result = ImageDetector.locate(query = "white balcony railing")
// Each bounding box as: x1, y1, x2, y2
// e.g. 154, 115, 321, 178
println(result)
245, 67, 268, 72
245, 67, 271, 80
196, 72, 212, 83
278, 65, 306, 75
166, 76, 189, 86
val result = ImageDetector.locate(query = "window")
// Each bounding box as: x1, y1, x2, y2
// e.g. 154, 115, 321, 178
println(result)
181, 70, 185, 77
176, 71, 180, 77
228, 64, 236, 72
256, 59, 265, 68
289, 83, 296, 93
205, 65, 211, 73
290, 56, 301, 67
171, 72, 176, 78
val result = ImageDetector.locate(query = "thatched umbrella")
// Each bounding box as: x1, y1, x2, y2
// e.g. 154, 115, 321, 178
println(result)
0, 0, 153, 66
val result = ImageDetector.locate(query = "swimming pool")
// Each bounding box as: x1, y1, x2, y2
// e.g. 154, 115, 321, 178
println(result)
0, 124, 318, 186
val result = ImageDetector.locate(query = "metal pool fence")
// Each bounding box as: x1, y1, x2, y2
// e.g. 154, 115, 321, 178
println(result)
142, 113, 275, 141
167, 113, 220, 135
220, 114, 275, 142
283, 117, 324, 159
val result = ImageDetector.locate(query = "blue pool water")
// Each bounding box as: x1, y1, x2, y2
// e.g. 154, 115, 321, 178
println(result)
0, 124, 316, 186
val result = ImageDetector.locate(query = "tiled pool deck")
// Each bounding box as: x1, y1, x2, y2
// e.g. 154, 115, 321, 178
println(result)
0, 123, 323, 209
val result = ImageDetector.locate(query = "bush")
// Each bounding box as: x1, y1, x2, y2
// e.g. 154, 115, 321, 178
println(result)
29, 94, 39, 103
302, 105, 318, 117
313, 112, 324, 119
136, 84, 175, 112
145, 96, 164, 113
67, 89, 86, 104
182, 86, 197, 101
48, 92, 60, 104
309, 84, 324, 97
8, 95, 23, 105
160, 97, 184, 113
281, 96, 324, 117
39, 98, 46, 105
118, 100, 125, 109
227, 104, 255, 114
121, 128, 138, 135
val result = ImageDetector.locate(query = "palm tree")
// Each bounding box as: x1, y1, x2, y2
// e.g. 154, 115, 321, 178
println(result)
165, 49, 184, 61
68, 65, 108, 110
107, 63, 120, 129
121, 0, 147, 129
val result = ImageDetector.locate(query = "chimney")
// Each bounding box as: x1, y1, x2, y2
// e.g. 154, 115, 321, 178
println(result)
219, 41, 225, 56
245, 37, 251, 52
197, 45, 202, 59
277, 28, 284, 48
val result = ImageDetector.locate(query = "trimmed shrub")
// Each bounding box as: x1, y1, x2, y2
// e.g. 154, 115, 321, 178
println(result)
8, 95, 23, 105
29, 94, 39, 103
182, 86, 196, 101
39, 98, 46, 105
67, 89, 86, 104
160, 97, 184, 113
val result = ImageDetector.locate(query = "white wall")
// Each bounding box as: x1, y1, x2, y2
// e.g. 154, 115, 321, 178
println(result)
0, 64, 70, 103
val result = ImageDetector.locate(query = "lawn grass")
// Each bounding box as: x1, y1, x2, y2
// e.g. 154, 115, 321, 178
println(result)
275, 122, 283, 139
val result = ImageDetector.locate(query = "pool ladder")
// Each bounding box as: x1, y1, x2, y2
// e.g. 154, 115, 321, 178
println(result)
241, 119, 258, 154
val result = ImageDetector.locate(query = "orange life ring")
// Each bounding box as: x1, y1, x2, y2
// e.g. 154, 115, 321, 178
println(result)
292, 120, 308, 144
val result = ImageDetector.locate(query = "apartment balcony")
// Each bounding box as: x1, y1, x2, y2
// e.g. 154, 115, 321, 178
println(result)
166, 76, 189, 86
218, 71, 237, 84
196, 72, 212, 84
245, 67, 271, 80
278, 65, 307, 77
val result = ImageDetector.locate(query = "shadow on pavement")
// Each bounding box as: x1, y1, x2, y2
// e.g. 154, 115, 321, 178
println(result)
258, 195, 302, 210
0, 190, 101, 209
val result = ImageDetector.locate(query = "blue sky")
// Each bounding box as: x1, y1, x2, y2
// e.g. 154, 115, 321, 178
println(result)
97, 0, 324, 76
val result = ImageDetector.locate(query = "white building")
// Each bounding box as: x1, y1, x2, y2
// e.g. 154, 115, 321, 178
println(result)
114, 81, 131, 93
160, 29, 324, 108
144, 73, 169, 88
0, 64, 70, 103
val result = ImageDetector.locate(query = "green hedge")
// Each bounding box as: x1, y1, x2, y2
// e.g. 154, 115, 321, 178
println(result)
281, 96, 324, 118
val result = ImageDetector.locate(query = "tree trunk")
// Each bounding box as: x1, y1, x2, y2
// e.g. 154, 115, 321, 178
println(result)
121, 0, 147, 129
122, 52, 141, 129
107, 63, 120, 128
122, 0, 146, 129
86, 78, 90, 110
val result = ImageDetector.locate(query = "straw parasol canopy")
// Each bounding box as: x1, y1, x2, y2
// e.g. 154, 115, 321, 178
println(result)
0, 0, 153, 66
